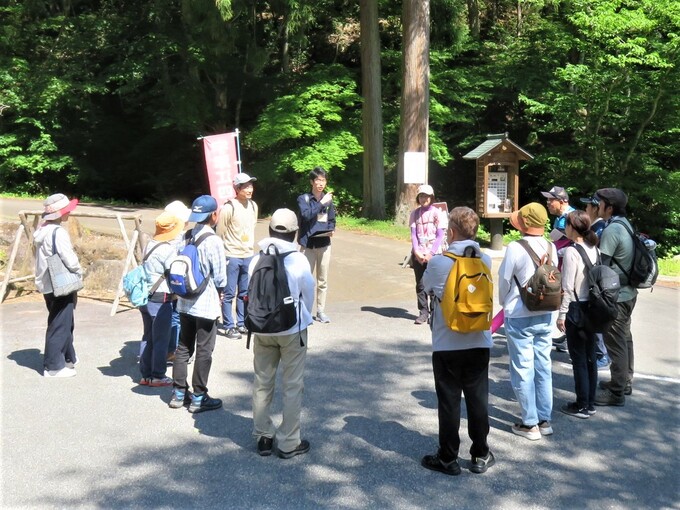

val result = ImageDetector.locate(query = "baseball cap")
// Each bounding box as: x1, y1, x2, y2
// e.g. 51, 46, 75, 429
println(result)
579, 194, 600, 206
233, 173, 257, 187
417, 184, 434, 197
188, 195, 218, 223
269, 208, 299, 233
510, 202, 548, 236
540, 186, 569, 202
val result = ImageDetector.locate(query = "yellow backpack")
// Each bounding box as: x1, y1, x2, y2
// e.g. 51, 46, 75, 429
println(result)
439, 251, 493, 333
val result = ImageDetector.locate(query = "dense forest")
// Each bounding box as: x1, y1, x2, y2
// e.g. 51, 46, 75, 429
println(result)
1, 0, 678, 254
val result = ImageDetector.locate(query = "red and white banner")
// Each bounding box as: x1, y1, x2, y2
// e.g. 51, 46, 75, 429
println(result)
202, 132, 240, 204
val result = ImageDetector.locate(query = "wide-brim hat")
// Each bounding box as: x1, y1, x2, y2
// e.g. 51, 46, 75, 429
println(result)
510, 203, 548, 236
42, 193, 78, 221
154, 212, 184, 241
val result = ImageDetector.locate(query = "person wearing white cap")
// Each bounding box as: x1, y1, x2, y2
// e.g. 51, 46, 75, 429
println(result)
216, 173, 259, 340
248, 209, 315, 458
33, 193, 82, 378
409, 184, 448, 325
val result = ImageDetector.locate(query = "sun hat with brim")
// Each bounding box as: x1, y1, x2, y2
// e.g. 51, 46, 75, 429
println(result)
270, 208, 299, 233
42, 193, 78, 221
164, 200, 191, 223
188, 195, 218, 223
154, 212, 184, 241
510, 203, 548, 236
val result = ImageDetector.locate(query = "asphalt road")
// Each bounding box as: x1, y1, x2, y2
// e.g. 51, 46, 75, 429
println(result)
1, 196, 679, 509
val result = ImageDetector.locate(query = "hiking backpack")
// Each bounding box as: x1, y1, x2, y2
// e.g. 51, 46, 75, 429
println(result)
122, 242, 168, 307
166, 231, 214, 298
513, 239, 563, 312
244, 245, 298, 348
610, 220, 659, 289
439, 249, 493, 333
573, 244, 620, 332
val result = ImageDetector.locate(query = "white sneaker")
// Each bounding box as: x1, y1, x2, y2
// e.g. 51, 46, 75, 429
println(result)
44, 367, 76, 378
511, 423, 541, 441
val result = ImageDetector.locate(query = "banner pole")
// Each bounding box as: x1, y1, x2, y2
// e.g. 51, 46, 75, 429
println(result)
235, 128, 242, 174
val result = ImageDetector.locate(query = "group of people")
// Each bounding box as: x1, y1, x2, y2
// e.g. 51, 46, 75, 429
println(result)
417, 185, 640, 476
34, 178, 641, 466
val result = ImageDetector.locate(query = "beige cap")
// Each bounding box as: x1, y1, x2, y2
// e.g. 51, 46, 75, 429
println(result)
270, 208, 299, 233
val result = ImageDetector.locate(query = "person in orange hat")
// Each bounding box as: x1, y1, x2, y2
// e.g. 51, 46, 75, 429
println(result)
33, 193, 82, 378
498, 203, 557, 441
137, 212, 184, 387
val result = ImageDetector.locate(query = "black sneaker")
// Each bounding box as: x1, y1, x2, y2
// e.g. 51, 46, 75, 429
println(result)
599, 380, 632, 396
188, 393, 223, 413
553, 338, 568, 352
169, 390, 192, 409
421, 453, 461, 476
470, 451, 496, 474
561, 402, 590, 419
237, 325, 249, 335
587, 406, 597, 416
225, 328, 242, 340
257, 436, 273, 457
278, 440, 310, 459
594, 388, 625, 406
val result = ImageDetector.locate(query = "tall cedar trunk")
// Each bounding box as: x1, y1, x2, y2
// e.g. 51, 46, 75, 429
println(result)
467, 0, 480, 39
360, 0, 386, 219
395, 0, 430, 225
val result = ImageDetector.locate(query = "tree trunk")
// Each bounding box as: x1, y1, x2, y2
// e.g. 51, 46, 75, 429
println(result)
360, 0, 386, 219
395, 0, 430, 225
467, 0, 480, 39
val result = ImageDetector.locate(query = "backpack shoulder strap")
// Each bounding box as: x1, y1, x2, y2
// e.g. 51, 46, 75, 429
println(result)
192, 229, 215, 248
607, 219, 635, 277
516, 239, 543, 267
572, 243, 595, 271
142, 241, 169, 262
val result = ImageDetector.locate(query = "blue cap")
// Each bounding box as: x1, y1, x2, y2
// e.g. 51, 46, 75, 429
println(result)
188, 195, 218, 223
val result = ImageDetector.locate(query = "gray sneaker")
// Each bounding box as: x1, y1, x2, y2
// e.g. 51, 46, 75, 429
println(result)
225, 328, 242, 340
594, 388, 625, 406
315, 312, 331, 324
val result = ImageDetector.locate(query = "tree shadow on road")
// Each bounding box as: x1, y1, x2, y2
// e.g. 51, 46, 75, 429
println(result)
361, 305, 415, 320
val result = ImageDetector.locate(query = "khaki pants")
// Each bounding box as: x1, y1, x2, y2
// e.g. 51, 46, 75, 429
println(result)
303, 245, 331, 314
252, 329, 308, 452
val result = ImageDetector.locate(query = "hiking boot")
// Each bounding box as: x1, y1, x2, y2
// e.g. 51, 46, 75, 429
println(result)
420, 453, 461, 476
43, 367, 76, 378
149, 376, 173, 387
257, 436, 274, 457
512, 423, 541, 441
278, 440, 310, 459
470, 451, 496, 474
225, 328, 242, 340
414, 313, 428, 325
188, 393, 222, 414
538, 421, 554, 436
169, 390, 192, 409
594, 388, 625, 406
599, 380, 632, 396
315, 312, 331, 324
237, 325, 249, 335
561, 402, 590, 419
597, 356, 611, 371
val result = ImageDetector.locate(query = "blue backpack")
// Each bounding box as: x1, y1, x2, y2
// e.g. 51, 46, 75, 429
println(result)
167, 230, 214, 298
122, 242, 168, 307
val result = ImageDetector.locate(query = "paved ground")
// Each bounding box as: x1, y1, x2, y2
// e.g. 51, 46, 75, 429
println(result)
1, 198, 679, 509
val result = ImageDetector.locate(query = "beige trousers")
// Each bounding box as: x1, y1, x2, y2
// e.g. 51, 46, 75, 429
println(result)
303, 245, 331, 313
252, 329, 308, 452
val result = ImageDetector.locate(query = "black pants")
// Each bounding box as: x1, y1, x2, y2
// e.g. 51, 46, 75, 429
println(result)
432, 348, 490, 461
172, 313, 217, 395
412, 257, 431, 316
565, 302, 598, 408
43, 292, 77, 371
603, 298, 637, 396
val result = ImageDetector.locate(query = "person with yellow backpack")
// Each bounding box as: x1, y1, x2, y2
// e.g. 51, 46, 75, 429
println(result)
420, 206, 495, 476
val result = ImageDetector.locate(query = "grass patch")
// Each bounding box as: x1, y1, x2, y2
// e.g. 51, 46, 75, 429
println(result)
658, 258, 680, 277
336, 216, 410, 242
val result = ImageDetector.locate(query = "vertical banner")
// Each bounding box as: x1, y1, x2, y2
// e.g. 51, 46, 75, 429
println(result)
202, 131, 241, 204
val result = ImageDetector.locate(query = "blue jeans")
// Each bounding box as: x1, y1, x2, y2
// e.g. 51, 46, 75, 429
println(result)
505, 314, 553, 426
221, 256, 252, 328
139, 300, 173, 379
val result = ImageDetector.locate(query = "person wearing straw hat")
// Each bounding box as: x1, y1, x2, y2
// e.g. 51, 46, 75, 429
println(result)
33, 193, 82, 378
138, 212, 184, 387
498, 203, 557, 440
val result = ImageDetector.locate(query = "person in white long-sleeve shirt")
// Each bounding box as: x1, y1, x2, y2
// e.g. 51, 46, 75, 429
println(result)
33, 193, 82, 378
498, 203, 557, 441
556, 210, 600, 419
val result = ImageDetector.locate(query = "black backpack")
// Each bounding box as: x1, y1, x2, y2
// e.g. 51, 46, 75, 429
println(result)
513, 239, 563, 312
610, 220, 659, 289
573, 244, 620, 333
244, 244, 299, 348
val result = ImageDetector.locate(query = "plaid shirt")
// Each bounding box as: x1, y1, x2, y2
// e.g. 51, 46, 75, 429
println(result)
176, 224, 227, 320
